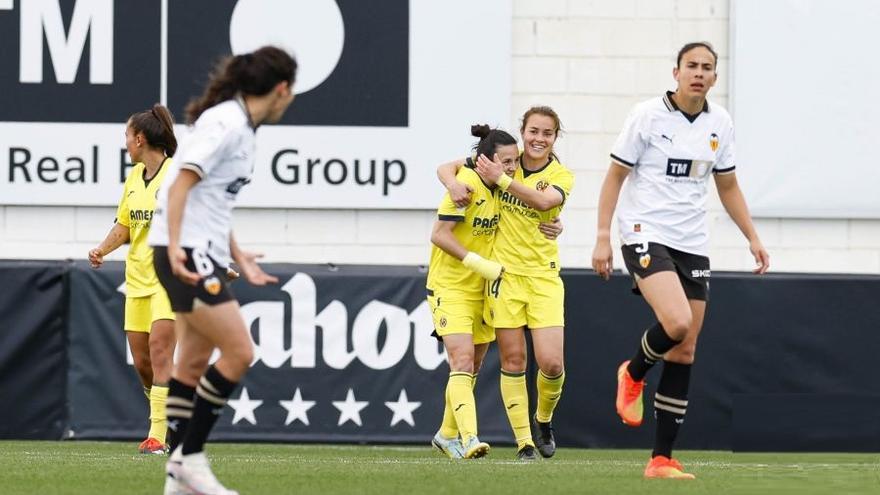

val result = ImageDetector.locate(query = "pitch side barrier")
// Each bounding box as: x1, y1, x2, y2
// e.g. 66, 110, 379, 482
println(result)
1, 260, 878, 452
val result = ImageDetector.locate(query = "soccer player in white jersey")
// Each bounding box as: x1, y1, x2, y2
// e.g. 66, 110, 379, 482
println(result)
592, 42, 770, 479
148, 46, 297, 495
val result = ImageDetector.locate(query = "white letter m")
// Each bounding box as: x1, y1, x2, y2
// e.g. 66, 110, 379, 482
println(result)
20, 0, 113, 84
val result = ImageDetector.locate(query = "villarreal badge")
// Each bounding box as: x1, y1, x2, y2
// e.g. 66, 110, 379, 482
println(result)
709, 133, 719, 152
203, 276, 222, 295
639, 253, 652, 269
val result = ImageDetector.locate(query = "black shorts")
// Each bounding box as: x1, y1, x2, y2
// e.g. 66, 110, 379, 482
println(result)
153, 246, 235, 312
621, 242, 710, 301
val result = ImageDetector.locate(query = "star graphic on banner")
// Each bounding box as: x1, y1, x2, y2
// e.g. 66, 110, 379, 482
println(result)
384, 389, 421, 427
227, 387, 263, 425
332, 388, 369, 426
279, 388, 316, 426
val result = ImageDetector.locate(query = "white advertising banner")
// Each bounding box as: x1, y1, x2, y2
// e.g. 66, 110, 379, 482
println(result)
0, 0, 511, 208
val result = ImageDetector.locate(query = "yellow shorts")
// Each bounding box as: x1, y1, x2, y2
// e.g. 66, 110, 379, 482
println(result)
487, 272, 564, 329
124, 290, 175, 333
427, 293, 495, 345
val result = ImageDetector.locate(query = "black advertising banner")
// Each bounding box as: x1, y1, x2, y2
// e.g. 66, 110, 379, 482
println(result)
64, 261, 514, 443
0, 261, 67, 439
3, 259, 879, 450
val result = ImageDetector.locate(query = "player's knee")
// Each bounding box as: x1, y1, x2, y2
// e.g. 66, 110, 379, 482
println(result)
666, 344, 696, 364
449, 351, 475, 373
662, 315, 692, 340
539, 359, 564, 377
501, 353, 526, 373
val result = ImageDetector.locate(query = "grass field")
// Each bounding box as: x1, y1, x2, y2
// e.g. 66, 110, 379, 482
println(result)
0, 441, 877, 494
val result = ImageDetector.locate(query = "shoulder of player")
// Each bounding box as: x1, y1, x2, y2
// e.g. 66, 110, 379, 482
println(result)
706, 99, 733, 124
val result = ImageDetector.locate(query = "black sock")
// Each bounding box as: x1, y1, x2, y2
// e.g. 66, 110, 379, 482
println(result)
627, 323, 681, 381
181, 366, 238, 456
165, 378, 196, 452
652, 361, 691, 458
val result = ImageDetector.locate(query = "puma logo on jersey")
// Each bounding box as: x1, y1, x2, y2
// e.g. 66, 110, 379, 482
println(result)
455, 404, 466, 412
475, 199, 486, 206
661, 134, 674, 144
128, 190, 135, 196
507, 403, 519, 410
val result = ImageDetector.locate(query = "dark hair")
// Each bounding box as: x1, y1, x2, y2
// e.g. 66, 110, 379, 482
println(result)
471, 124, 517, 159
676, 42, 718, 69
185, 45, 298, 124
520, 106, 563, 138
129, 104, 177, 157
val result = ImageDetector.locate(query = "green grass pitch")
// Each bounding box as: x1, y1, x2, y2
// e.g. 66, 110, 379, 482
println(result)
0, 441, 877, 494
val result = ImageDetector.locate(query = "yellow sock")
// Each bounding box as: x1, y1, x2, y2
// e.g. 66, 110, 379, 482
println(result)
439, 390, 458, 439
148, 384, 169, 443
500, 369, 533, 449
446, 372, 477, 443
439, 372, 480, 439
536, 369, 565, 423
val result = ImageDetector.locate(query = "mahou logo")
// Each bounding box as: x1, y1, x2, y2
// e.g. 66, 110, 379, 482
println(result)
0, 0, 409, 125
242, 273, 444, 370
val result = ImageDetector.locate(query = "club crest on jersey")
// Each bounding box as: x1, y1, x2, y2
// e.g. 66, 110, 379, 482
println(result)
709, 133, 719, 152
439, 316, 447, 328
634, 223, 641, 233
535, 180, 549, 191
639, 254, 651, 269
203, 276, 222, 296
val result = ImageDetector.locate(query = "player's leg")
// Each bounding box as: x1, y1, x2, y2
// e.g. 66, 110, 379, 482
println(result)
527, 275, 566, 458
166, 316, 212, 452
530, 326, 564, 458
125, 296, 154, 397
644, 251, 709, 479
442, 333, 488, 459
496, 327, 537, 460
173, 300, 250, 494
143, 316, 175, 452
644, 299, 703, 480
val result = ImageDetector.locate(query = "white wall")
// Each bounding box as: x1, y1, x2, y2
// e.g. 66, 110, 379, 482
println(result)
2, 0, 879, 274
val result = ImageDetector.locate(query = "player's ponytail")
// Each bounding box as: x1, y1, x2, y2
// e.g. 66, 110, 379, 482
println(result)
471, 124, 517, 160
128, 104, 178, 157
185, 46, 298, 124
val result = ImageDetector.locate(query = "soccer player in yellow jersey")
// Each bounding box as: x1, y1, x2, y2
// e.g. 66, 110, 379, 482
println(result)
88, 104, 178, 455
427, 125, 517, 460
440, 106, 573, 461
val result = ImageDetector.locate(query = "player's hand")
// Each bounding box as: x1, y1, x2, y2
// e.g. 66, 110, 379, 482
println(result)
538, 217, 563, 240
592, 239, 614, 281
475, 153, 504, 184
750, 239, 770, 274
237, 251, 279, 286
448, 180, 473, 208
88, 248, 104, 269
169, 245, 200, 286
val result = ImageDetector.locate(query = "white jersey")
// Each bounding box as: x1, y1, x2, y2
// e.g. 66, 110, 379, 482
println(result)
610, 91, 735, 256
148, 98, 256, 264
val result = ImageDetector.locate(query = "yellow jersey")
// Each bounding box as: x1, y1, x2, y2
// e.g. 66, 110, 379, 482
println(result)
427, 164, 499, 299
493, 156, 574, 277
116, 158, 171, 297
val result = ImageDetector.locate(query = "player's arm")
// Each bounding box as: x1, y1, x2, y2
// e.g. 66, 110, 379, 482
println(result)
714, 172, 770, 274
475, 154, 563, 211
430, 220, 503, 281
591, 161, 631, 280
166, 168, 202, 285
88, 223, 130, 268
437, 159, 472, 208
229, 231, 278, 285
